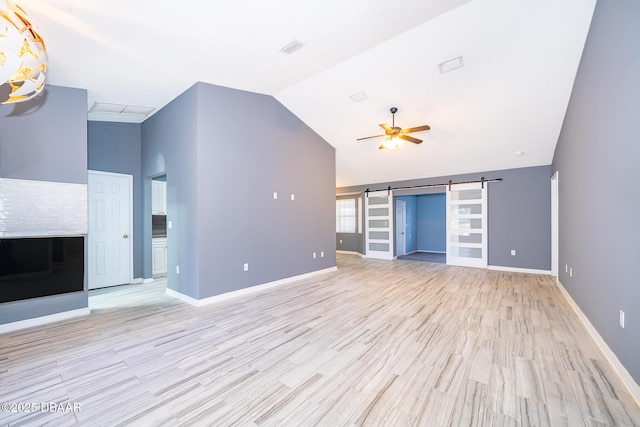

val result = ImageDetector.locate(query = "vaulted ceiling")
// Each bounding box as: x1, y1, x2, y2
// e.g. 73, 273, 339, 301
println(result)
20, 0, 596, 187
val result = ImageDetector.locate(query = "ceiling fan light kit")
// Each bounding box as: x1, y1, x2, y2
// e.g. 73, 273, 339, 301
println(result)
0, 0, 47, 104
357, 107, 430, 150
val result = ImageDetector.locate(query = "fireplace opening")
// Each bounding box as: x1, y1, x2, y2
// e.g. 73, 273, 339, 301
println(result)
0, 237, 85, 304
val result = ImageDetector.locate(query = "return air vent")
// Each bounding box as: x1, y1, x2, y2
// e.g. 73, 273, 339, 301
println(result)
279, 39, 306, 55
89, 102, 155, 117
438, 56, 464, 73
349, 91, 368, 103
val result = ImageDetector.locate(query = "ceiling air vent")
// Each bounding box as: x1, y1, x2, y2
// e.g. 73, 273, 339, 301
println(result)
89, 102, 155, 117
279, 39, 306, 55
438, 56, 464, 74
349, 91, 368, 103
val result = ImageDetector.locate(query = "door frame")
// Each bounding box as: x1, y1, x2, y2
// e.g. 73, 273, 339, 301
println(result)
551, 171, 559, 277
395, 199, 407, 257
88, 170, 134, 288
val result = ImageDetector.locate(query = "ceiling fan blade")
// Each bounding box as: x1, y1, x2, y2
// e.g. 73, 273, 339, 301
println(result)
356, 134, 386, 141
401, 125, 431, 134
379, 124, 392, 132
399, 134, 422, 144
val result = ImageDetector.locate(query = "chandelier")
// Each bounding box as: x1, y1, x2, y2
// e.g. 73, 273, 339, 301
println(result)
0, 0, 46, 104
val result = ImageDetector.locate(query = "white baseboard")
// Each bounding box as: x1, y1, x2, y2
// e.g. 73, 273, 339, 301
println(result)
488, 265, 552, 275
416, 250, 446, 254
132, 277, 154, 284
556, 280, 640, 407
0, 308, 90, 335
165, 267, 338, 307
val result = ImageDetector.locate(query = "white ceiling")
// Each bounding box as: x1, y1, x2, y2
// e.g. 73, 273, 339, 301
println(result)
20, 0, 596, 187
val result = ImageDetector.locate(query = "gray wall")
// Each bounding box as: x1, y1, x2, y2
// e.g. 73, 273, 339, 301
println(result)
0, 85, 87, 184
195, 83, 335, 298
416, 194, 446, 253
0, 85, 89, 324
338, 165, 551, 270
142, 85, 199, 296
88, 121, 143, 279
552, 0, 640, 383
142, 82, 336, 300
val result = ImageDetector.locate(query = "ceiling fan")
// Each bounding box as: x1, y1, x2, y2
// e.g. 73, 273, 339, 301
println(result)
357, 107, 430, 149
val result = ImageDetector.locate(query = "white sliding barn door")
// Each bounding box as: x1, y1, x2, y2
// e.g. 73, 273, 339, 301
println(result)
446, 182, 487, 268
88, 171, 133, 289
365, 190, 394, 260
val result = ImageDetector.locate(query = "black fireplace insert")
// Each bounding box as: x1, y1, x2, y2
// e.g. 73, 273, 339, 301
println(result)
0, 237, 85, 304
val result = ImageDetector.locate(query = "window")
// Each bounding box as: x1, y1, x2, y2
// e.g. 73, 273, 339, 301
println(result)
336, 199, 356, 233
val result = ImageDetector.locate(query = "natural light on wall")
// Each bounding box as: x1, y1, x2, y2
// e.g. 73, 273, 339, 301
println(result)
0, 0, 46, 104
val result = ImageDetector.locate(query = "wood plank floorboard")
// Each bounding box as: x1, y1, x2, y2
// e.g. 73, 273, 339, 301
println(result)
1, 254, 639, 426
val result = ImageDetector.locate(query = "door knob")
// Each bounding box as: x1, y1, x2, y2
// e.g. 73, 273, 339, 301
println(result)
123, 234, 128, 239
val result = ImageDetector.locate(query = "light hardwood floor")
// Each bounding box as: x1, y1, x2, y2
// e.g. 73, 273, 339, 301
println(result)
1, 254, 639, 426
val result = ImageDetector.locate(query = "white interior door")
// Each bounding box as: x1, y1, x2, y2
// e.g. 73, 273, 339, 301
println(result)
395, 200, 407, 256
365, 190, 394, 260
446, 182, 487, 268
88, 171, 133, 289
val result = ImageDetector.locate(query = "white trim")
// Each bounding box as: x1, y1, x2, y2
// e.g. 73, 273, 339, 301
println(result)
416, 250, 447, 254
396, 199, 407, 257
551, 171, 559, 277
336, 250, 363, 257
130, 278, 154, 284
556, 280, 640, 407
0, 308, 90, 335
165, 267, 338, 307
488, 265, 552, 275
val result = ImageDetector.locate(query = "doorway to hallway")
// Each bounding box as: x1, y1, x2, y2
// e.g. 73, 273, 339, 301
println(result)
394, 193, 446, 263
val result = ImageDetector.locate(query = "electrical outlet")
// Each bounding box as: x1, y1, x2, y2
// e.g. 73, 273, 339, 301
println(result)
321, 251, 324, 257
168, 221, 173, 229
339, 239, 343, 244
176, 266, 180, 274
243, 263, 249, 272
620, 310, 625, 328
313, 252, 316, 259
565, 264, 568, 273
273, 192, 278, 200
291, 194, 295, 201
511, 249, 516, 256
569, 267, 573, 277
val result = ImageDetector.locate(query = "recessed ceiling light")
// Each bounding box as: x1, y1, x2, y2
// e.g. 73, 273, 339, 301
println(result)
279, 39, 306, 55
349, 91, 367, 103
438, 56, 464, 73
515, 151, 524, 156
